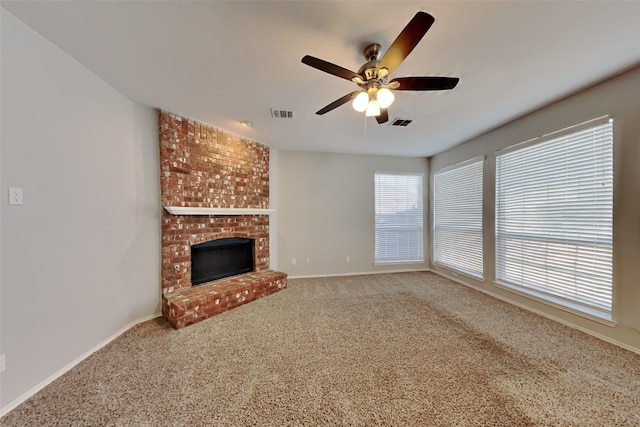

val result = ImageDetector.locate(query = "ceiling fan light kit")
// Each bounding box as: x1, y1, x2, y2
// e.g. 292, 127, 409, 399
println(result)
301, 11, 459, 124
365, 99, 381, 117
352, 91, 369, 112
377, 88, 394, 109
352, 84, 394, 113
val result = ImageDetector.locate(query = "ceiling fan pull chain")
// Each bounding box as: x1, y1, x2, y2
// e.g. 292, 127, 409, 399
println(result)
364, 113, 368, 138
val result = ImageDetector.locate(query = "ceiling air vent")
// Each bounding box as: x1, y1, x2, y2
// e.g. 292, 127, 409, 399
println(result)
270, 108, 294, 119
389, 118, 413, 127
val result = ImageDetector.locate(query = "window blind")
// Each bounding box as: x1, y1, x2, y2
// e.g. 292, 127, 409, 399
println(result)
495, 117, 613, 319
433, 157, 484, 278
375, 173, 424, 264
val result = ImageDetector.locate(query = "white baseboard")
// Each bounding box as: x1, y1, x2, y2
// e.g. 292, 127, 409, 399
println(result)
433, 270, 640, 356
0, 313, 161, 417
288, 268, 430, 280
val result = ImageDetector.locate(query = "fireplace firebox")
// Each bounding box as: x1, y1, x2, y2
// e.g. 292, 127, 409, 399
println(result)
191, 238, 255, 286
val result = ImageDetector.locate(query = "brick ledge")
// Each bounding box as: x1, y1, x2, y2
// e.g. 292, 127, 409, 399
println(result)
162, 270, 287, 329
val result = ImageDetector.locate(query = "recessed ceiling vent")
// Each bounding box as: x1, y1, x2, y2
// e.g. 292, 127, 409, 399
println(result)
270, 108, 294, 119
389, 118, 413, 127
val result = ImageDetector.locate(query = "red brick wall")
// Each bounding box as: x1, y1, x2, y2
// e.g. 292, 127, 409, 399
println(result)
159, 112, 269, 209
159, 111, 271, 294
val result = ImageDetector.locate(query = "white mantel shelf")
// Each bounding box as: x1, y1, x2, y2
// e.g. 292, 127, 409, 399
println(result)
164, 206, 276, 216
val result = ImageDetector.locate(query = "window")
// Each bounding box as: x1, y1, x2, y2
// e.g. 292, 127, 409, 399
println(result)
433, 157, 484, 278
495, 117, 613, 320
375, 173, 424, 264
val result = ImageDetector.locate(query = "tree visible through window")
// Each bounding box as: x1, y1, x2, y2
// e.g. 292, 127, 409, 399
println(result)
374, 173, 424, 264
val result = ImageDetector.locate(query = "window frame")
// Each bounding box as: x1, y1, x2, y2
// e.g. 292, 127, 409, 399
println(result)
494, 116, 614, 322
374, 172, 425, 265
432, 156, 485, 279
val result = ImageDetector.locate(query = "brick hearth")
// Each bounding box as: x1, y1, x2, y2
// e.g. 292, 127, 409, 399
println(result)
159, 111, 286, 328
163, 270, 287, 329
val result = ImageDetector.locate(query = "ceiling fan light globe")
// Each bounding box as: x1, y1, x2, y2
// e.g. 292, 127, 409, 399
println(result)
377, 88, 394, 109
352, 91, 369, 112
365, 100, 381, 117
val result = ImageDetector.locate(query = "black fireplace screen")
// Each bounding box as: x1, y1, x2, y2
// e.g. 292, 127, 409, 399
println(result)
191, 237, 254, 286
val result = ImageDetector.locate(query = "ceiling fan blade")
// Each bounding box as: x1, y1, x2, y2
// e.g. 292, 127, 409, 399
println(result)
302, 55, 360, 81
391, 76, 459, 91
316, 91, 360, 115
377, 11, 435, 76
376, 109, 389, 124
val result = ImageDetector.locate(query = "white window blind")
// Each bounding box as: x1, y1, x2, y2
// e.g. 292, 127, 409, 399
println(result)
433, 157, 484, 278
495, 117, 613, 320
375, 173, 424, 264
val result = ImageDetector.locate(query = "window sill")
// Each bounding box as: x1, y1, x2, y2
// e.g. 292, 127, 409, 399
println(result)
374, 259, 425, 266
493, 280, 616, 327
431, 262, 484, 282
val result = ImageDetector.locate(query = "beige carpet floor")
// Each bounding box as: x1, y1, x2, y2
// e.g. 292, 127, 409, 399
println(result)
2, 272, 639, 426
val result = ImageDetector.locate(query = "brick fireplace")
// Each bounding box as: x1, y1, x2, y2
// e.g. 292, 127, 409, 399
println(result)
159, 111, 286, 329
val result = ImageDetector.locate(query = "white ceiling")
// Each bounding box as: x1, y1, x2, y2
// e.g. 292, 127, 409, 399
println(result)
3, 1, 640, 157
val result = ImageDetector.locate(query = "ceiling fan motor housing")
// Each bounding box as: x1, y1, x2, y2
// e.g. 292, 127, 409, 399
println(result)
359, 43, 382, 80
359, 62, 380, 81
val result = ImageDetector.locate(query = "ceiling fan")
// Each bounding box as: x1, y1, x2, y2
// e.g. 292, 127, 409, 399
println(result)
301, 11, 459, 124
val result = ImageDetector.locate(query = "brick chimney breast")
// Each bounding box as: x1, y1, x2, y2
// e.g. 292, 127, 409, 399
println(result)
158, 111, 286, 328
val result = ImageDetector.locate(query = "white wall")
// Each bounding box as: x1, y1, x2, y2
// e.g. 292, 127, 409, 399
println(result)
0, 9, 161, 412
429, 66, 640, 352
277, 151, 429, 277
